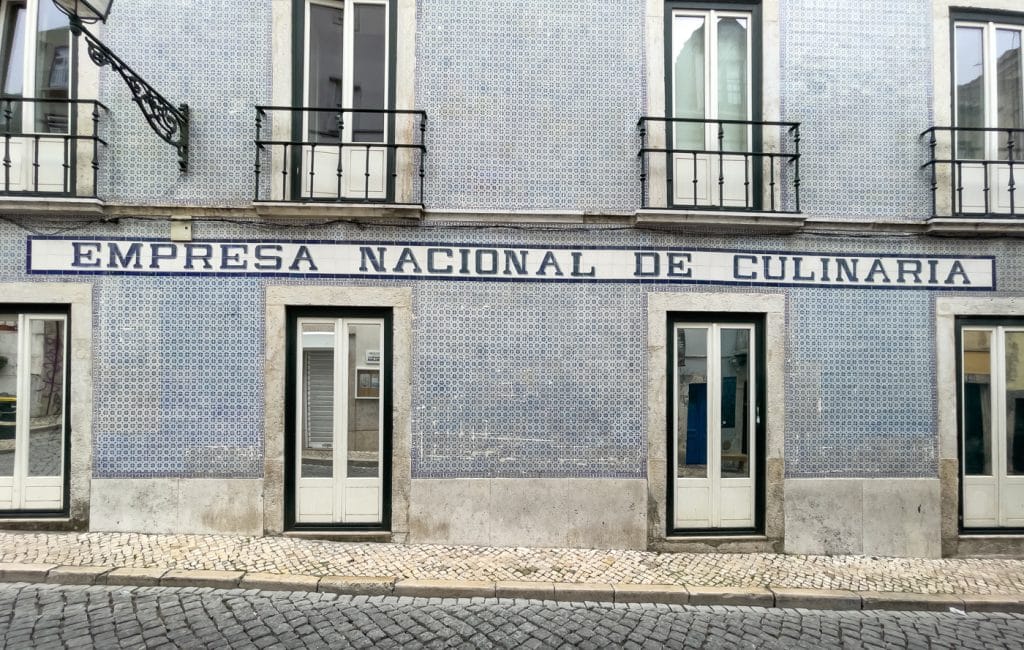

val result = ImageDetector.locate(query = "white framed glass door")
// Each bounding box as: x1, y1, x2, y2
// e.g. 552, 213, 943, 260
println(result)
953, 20, 1023, 214
301, 0, 389, 200
0, 0, 71, 192
672, 321, 757, 530
295, 316, 385, 525
670, 8, 752, 208
961, 324, 1024, 528
0, 312, 67, 512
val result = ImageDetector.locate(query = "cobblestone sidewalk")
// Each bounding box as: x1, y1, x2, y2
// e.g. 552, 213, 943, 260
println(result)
1, 531, 1024, 596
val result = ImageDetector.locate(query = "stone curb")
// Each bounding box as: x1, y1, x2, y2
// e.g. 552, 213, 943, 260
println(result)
1, 564, 1023, 612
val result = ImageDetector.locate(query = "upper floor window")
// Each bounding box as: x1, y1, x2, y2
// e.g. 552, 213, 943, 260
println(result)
0, 0, 105, 198
254, 0, 426, 207
638, 2, 800, 215
926, 11, 1023, 217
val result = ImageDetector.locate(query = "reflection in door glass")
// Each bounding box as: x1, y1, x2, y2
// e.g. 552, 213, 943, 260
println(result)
996, 29, 1023, 159
351, 4, 386, 143
677, 327, 708, 478
27, 318, 62, 477
306, 3, 344, 144
720, 328, 749, 478
955, 26, 986, 160
672, 15, 705, 151
963, 329, 992, 476
347, 323, 381, 478
0, 315, 17, 477
300, 322, 335, 479
33, 1, 68, 133
1005, 331, 1024, 475
717, 17, 748, 151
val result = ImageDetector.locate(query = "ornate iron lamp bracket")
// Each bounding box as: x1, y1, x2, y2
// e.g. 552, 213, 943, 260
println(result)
70, 17, 189, 172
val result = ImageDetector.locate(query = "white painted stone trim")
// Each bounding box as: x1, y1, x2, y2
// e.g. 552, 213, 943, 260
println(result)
0, 283, 92, 527
263, 285, 413, 538
645, 291, 785, 548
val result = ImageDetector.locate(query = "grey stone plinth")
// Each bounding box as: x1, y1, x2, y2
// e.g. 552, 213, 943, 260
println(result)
495, 581, 556, 600
160, 569, 244, 589
860, 592, 965, 611
104, 567, 169, 586
46, 566, 113, 585
0, 563, 57, 582
239, 572, 321, 592
553, 583, 615, 603
771, 587, 861, 610
394, 579, 495, 598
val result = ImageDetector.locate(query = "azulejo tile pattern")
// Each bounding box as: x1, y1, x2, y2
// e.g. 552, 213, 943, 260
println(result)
97, 0, 272, 205
780, 0, 933, 220
416, 0, 643, 211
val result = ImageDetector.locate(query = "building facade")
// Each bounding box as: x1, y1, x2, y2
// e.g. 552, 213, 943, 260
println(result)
0, 0, 1022, 558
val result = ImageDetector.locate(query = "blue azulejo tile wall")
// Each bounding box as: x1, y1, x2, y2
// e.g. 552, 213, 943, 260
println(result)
780, 0, 933, 220
3, 217, 1023, 480
415, 0, 644, 212
98, 0, 272, 206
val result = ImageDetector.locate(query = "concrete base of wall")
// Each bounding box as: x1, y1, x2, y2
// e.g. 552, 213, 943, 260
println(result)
408, 478, 646, 550
783, 478, 941, 558
90, 479, 263, 535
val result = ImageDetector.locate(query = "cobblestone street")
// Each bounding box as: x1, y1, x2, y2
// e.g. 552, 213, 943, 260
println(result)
2, 582, 1024, 649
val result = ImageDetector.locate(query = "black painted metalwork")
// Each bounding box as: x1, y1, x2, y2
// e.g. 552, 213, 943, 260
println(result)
0, 97, 107, 197
637, 116, 801, 213
921, 126, 1024, 218
66, 16, 189, 172
254, 106, 427, 205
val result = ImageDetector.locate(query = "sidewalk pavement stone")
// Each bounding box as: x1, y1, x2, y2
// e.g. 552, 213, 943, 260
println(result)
860, 592, 966, 612
45, 565, 112, 585
161, 569, 244, 589
395, 579, 495, 598
239, 572, 321, 592
318, 575, 395, 596
495, 581, 555, 600
104, 567, 168, 586
770, 587, 861, 610
554, 583, 615, 603
686, 586, 775, 607
0, 562, 57, 582
960, 594, 1024, 613
613, 583, 689, 605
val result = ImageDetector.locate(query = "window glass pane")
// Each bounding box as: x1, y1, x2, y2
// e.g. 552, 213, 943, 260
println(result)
306, 3, 344, 144
717, 16, 748, 151
300, 322, 334, 479
0, 315, 17, 478
720, 328, 750, 479
672, 15, 705, 151
33, 1, 68, 133
996, 28, 1023, 160
351, 4, 386, 143
1006, 331, 1024, 476
955, 26, 986, 159
0, 4, 26, 132
27, 318, 62, 477
963, 329, 993, 476
676, 327, 708, 479
347, 322, 381, 478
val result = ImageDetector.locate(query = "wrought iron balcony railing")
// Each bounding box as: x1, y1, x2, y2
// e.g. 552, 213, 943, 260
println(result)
0, 97, 108, 198
638, 116, 800, 213
254, 106, 427, 205
921, 126, 1023, 218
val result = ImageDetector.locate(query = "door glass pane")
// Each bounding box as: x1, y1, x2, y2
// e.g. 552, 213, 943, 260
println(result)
0, 315, 17, 477
33, 1, 68, 133
300, 322, 334, 478
0, 4, 26, 132
672, 15, 705, 151
306, 3, 344, 144
996, 28, 1023, 160
347, 322, 381, 478
26, 318, 62, 477
676, 327, 708, 479
720, 328, 750, 478
963, 329, 993, 476
955, 26, 986, 159
717, 16, 748, 151
351, 4, 386, 143
1005, 331, 1024, 476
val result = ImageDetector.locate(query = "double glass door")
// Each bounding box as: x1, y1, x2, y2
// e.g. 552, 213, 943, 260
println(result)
295, 317, 386, 525
672, 321, 759, 530
961, 324, 1024, 528
0, 312, 67, 512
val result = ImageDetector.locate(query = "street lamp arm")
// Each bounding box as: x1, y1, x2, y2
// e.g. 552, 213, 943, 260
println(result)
71, 17, 190, 172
